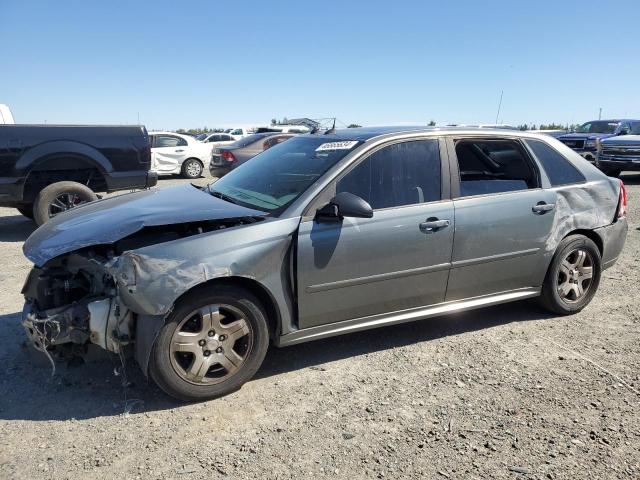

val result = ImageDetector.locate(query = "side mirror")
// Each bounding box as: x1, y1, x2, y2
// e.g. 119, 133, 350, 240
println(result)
316, 192, 373, 221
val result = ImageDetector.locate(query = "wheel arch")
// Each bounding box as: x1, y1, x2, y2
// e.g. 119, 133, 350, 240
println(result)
21, 147, 109, 201
135, 275, 282, 378
562, 229, 604, 257
183, 157, 204, 167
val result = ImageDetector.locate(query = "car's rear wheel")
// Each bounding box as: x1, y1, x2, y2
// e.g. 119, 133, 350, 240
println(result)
149, 286, 270, 401
33, 181, 98, 226
182, 158, 203, 179
540, 235, 601, 315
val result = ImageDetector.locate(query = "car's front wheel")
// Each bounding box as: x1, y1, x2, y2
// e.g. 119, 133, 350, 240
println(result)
149, 286, 270, 401
540, 234, 601, 315
182, 158, 204, 179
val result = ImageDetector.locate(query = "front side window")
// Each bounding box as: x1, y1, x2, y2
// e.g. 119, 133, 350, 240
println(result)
336, 139, 441, 209
631, 122, 640, 135
455, 139, 538, 197
525, 139, 585, 186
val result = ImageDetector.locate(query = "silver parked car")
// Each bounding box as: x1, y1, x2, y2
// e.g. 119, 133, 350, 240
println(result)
21, 127, 628, 401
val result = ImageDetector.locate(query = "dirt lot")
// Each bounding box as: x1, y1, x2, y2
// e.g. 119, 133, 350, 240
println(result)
0, 174, 639, 480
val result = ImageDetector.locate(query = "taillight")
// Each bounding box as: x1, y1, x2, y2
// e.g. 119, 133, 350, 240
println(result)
617, 180, 627, 218
222, 151, 236, 163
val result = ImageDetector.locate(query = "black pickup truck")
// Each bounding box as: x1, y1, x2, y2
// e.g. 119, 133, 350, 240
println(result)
0, 125, 157, 224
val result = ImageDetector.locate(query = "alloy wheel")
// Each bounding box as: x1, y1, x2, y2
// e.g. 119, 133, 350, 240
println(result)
48, 192, 88, 218
186, 160, 202, 177
557, 248, 594, 303
169, 304, 252, 385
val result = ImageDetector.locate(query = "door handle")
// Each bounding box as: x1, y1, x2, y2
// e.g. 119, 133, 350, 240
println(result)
532, 202, 555, 214
175, 149, 185, 152
419, 218, 450, 233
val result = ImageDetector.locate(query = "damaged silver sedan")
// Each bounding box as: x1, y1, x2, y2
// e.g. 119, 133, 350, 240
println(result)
21, 127, 628, 401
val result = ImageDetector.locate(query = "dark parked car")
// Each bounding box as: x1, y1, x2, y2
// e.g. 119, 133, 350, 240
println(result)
596, 122, 640, 176
209, 132, 295, 177
22, 127, 627, 401
557, 119, 639, 162
0, 124, 156, 224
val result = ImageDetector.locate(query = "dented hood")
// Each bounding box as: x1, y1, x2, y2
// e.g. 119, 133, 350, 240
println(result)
23, 184, 265, 266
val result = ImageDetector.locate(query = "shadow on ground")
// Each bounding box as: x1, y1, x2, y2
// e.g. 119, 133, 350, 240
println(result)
0, 214, 36, 242
0, 301, 552, 422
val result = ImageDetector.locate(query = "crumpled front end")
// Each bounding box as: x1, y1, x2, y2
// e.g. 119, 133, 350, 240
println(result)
21, 251, 133, 359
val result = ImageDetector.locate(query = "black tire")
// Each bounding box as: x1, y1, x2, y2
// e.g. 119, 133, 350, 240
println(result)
149, 285, 270, 402
33, 181, 98, 226
17, 204, 34, 219
181, 158, 204, 179
539, 235, 602, 315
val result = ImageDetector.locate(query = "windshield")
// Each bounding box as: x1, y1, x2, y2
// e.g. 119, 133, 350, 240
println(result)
207, 137, 361, 212
576, 121, 619, 134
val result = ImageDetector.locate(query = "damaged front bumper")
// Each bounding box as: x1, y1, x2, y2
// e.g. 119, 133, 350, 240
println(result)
21, 296, 132, 356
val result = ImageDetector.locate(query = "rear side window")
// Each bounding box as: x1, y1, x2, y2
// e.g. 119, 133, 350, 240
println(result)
525, 139, 585, 186
336, 139, 441, 209
454, 139, 538, 197
155, 135, 187, 148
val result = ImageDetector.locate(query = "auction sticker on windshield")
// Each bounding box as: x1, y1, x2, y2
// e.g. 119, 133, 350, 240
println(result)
315, 141, 359, 151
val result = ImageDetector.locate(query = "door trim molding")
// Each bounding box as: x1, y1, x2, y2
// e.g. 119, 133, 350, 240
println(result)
451, 248, 539, 268
278, 287, 540, 346
306, 262, 451, 293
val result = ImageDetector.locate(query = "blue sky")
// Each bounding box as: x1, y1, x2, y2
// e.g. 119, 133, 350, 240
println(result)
1, 0, 639, 129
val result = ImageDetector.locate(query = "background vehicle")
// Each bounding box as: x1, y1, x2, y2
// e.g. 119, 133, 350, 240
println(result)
0, 104, 15, 124
596, 121, 640, 177
260, 124, 310, 133
21, 128, 627, 401
226, 127, 255, 139
209, 132, 295, 177
200, 132, 236, 145
0, 124, 155, 224
149, 131, 212, 178
557, 119, 639, 162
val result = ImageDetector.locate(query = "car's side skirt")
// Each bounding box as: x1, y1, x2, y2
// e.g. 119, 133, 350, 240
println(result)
277, 287, 541, 346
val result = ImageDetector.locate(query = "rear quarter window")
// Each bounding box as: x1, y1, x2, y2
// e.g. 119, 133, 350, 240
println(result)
525, 139, 585, 186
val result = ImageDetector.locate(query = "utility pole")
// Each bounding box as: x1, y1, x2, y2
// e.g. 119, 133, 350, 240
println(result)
598, 107, 602, 120
137, 112, 140, 124
495, 90, 504, 124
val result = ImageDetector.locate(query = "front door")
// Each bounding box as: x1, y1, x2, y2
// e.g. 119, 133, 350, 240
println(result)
296, 138, 454, 329
445, 137, 557, 300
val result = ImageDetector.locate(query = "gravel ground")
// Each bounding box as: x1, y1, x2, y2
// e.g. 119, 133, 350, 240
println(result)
0, 173, 639, 480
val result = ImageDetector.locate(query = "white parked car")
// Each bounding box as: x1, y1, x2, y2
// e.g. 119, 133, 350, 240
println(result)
200, 132, 236, 145
149, 132, 211, 179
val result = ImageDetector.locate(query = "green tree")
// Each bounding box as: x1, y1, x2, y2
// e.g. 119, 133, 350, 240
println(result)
347, 123, 361, 128
427, 120, 436, 126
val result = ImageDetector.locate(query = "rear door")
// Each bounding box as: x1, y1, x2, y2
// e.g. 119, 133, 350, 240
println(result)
445, 136, 557, 301
152, 134, 188, 173
296, 138, 454, 329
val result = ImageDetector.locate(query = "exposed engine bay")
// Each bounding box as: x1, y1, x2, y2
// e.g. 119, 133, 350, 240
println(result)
21, 217, 261, 361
